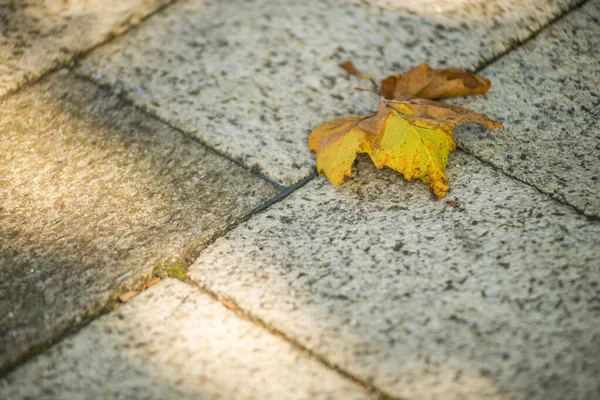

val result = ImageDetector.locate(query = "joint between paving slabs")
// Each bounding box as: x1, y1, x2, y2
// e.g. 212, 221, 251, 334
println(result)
460, 0, 596, 220
70, 70, 290, 194
183, 279, 402, 400
0, 184, 284, 378
150, 171, 318, 284
253, 171, 319, 213
457, 148, 599, 220
72, 69, 323, 212
470, 0, 590, 76
0, 268, 167, 378
0, 0, 178, 103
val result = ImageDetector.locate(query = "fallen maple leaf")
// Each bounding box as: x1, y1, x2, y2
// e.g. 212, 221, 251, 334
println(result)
341, 61, 491, 100
309, 62, 502, 198
380, 63, 491, 100
308, 116, 373, 186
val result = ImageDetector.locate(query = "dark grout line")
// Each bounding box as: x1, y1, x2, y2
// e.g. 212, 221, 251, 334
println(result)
184, 170, 317, 261
461, 0, 598, 220
183, 279, 401, 400
71, 71, 286, 195
0, 269, 163, 378
0, 181, 282, 378
0, 0, 179, 103
253, 171, 288, 192
456, 149, 599, 221
472, 0, 589, 74
253, 171, 318, 214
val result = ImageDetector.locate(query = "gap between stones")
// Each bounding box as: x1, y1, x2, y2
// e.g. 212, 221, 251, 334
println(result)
71, 71, 289, 193
0, 0, 179, 103
459, 149, 600, 221
469, 0, 589, 78
0, 165, 316, 378
182, 280, 401, 400
0, 185, 272, 377
461, 0, 597, 220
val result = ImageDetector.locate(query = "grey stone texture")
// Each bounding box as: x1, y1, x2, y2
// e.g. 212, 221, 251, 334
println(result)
451, 0, 600, 217
0, 71, 277, 371
77, 0, 584, 187
0, 279, 375, 400
190, 154, 600, 400
0, 0, 172, 98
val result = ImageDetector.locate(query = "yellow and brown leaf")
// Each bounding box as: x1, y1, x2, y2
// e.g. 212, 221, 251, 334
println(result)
309, 63, 502, 198
381, 63, 491, 100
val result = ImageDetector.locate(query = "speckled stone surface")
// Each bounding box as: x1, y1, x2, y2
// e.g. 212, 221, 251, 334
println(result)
190, 154, 600, 400
0, 71, 277, 372
77, 0, 583, 186
451, 1, 600, 217
0, 280, 374, 400
0, 0, 173, 98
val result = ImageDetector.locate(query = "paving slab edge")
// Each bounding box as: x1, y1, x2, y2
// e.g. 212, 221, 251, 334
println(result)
460, 149, 600, 220
0, 184, 283, 378
467, 0, 589, 73
71, 71, 290, 192
181, 279, 399, 400
460, 0, 597, 219
0, 0, 179, 103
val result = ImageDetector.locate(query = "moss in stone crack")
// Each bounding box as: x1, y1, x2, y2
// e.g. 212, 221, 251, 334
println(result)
154, 260, 189, 281
167, 262, 189, 280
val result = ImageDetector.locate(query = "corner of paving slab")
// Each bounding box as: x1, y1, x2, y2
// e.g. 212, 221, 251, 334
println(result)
0, 70, 278, 376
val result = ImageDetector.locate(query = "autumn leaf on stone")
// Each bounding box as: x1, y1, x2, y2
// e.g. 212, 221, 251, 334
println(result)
379, 63, 492, 100
308, 62, 502, 198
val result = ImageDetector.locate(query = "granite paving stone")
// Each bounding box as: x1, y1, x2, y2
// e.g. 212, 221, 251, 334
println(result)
0, 0, 173, 98
77, 0, 584, 187
190, 154, 600, 400
0, 279, 375, 400
0, 71, 277, 372
451, 0, 600, 217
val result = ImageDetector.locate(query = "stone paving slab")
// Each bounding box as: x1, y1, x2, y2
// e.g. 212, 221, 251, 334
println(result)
0, 0, 173, 98
0, 279, 375, 399
451, 0, 600, 217
190, 154, 600, 400
0, 71, 277, 372
77, 0, 583, 187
